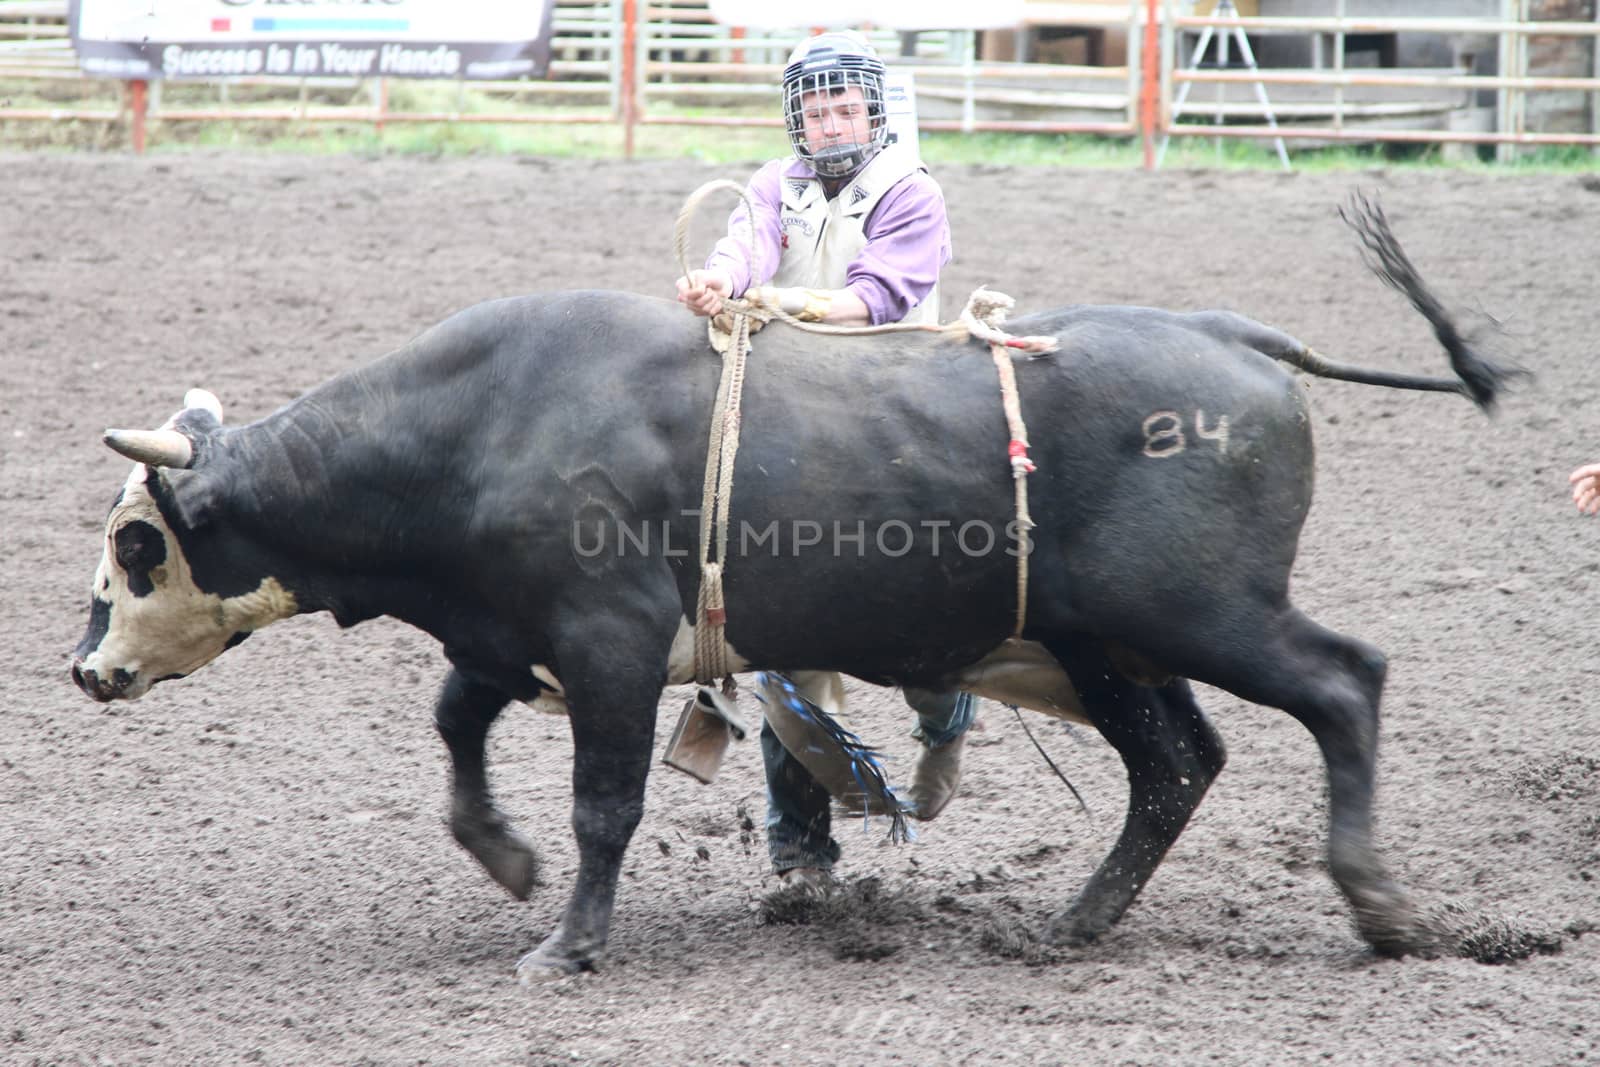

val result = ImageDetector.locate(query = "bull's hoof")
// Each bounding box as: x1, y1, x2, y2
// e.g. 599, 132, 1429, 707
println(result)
1348, 881, 1439, 959
451, 810, 540, 900
1357, 907, 1443, 960
473, 831, 540, 901
1041, 916, 1104, 949
1042, 896, 1119, 948
515, 936, 601, 982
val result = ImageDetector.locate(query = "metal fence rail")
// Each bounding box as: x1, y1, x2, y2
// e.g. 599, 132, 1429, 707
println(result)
1162, 0, 1600, 158
1, 0, 1596, 162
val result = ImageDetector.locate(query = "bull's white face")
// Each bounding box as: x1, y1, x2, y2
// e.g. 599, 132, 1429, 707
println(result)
71, 462, 296, 702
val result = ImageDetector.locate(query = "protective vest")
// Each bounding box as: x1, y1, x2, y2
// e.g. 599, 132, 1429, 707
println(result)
770, 143, 940, 325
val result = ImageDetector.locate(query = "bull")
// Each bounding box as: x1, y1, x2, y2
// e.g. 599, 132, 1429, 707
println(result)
70, 200, 1517, 976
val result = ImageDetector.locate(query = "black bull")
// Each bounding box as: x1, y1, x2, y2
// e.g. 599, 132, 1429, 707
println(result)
72, 215, 1517, 977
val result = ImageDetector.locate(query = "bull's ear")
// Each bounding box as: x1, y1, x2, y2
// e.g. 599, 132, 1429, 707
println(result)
175, 406, 222, 437
104, 428, 194, 469
160, 467, 225, 531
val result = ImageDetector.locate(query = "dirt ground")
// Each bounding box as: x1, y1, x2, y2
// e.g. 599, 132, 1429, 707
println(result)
3, 152, 1598, 1066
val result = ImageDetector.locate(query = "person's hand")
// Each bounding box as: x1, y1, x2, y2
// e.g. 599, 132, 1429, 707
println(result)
675, 268, 732, 317
1570, 463, 1600, 514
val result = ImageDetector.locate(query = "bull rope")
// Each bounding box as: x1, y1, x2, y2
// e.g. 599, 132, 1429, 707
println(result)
675, 179, 751, 686
673, 180, 1056, 684
958, 289, 1049, 634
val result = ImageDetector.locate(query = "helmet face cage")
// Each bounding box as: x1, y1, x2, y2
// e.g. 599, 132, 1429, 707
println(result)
782, 52, 888, 179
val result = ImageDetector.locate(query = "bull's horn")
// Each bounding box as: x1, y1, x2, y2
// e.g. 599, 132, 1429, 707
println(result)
103, 428, 194, 469
183, 388, 223, 421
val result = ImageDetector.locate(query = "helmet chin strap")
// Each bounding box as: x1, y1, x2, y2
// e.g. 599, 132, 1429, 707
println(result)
808, 142, 879, 180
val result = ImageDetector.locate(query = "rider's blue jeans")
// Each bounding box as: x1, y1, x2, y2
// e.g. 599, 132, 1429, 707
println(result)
763, 686, 976, 873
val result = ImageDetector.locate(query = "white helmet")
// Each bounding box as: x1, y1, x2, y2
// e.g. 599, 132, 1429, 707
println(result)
781, 32, 889, 180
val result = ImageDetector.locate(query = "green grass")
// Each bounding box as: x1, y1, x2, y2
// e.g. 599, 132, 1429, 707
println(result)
4, 76, 1597, 171
101, 122, 1600, 173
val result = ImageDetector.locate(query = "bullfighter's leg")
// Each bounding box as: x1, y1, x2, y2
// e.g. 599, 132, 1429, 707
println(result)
901, 687, 977, 820
434, 668, 539, 900
761, 717, 841, 876
517, 599, 677, 977
1040, 641, 1226, 948
761, 670, 844, 888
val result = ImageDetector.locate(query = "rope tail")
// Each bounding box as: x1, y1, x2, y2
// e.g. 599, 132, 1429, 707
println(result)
1011, 705, 1092, 818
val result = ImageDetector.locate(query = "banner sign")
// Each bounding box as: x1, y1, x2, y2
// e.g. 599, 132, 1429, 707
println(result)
68, 0, 555, 81
706, 0, 1026, 31
883, 71, 919, 159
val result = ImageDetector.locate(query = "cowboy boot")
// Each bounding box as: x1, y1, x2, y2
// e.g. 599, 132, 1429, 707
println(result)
775, 866, 836, 896
907, 733, 965, 820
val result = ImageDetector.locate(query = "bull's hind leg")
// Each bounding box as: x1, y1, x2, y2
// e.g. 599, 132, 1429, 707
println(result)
1167, 607, 1427, 957
1041, 642, 1227, 947
434, 669, 539, 900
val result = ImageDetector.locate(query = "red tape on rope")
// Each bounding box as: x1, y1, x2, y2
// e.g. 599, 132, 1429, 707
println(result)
1008, 439, 1037, 473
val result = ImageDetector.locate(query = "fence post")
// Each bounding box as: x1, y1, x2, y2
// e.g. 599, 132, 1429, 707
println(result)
1515, 0, 1530, 154
622, 0, 639, 158
127, 79, 148, 154
1496, 0, 1515, 161
1141, 0, 1160, 168
1592, 1, 1599, 157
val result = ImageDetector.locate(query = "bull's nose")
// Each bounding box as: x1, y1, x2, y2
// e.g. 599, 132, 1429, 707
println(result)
70, 659, 129, 702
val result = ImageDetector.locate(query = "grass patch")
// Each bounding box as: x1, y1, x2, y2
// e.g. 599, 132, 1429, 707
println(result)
4, 76, 1599, 172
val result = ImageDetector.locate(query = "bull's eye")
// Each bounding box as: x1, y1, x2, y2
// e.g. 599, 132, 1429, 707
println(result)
113, 520, 168, 573
113, 521, 168, 596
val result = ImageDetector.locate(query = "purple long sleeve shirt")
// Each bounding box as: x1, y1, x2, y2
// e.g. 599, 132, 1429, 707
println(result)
704, 158, 953, 325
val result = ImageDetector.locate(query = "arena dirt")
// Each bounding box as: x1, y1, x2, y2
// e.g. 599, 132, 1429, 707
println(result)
2, 153, 1598, 1065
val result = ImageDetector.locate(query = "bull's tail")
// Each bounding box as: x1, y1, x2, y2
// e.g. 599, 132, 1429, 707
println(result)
1216, 193, 1527, 414
1340, 191, 1529, 412
1275, 340, 1491, 400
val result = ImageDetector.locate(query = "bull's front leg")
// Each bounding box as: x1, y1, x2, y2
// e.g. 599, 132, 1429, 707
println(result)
517, 604, 675, 978
434, 669, 540, 900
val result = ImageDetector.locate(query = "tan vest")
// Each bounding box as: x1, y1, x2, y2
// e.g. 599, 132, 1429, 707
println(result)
771, 143, 940, 325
